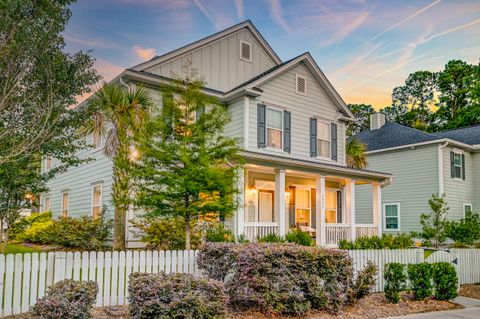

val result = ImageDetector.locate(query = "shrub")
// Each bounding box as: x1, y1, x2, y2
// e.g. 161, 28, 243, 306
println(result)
131, 217, 203, 250
257, 233, 285, 243
445, 211, 480, 245
198, 243, 376, 315
351, 261, 377, 301
128, 272, 227, 319
408, 263, 432, 300
285, 229, 314, 246
338, 234, 413, 250
431, 262, 458, 301
205, 223, 235, 243
32, 279, 97, 319
384, 262, 407, 303
10, 211, 52, 241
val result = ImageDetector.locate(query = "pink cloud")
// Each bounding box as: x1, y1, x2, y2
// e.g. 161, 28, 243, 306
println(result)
132, 45, 157, 61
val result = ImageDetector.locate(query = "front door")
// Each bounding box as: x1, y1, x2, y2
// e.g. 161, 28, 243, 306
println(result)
295, 188, 311, 227
258, 190, 274, 222
325, 189, 343, 223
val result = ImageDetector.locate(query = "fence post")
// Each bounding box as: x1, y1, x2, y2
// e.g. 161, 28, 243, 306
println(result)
415, 249, 424, 264
54, 252, 66, 283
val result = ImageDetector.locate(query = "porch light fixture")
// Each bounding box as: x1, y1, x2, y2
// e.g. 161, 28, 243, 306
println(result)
247, 181, 257, 201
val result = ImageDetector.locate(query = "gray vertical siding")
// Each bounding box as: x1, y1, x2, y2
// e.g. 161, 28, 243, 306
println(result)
443, 147, 474, 219
223, 98, 244, 144
473, 153, 480, 212
247, 64, 346, 165
145, 29, 275, 92
356, 145, 439, 233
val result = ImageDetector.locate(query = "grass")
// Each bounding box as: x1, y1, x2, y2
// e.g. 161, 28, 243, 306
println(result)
3, 242, 44, 255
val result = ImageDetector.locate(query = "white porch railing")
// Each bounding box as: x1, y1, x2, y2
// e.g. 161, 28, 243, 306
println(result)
325, 224, 351, 245
356, 224, 378, 238
244, 222, 278, 242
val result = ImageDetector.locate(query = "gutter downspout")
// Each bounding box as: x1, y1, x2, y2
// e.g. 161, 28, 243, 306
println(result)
438, 141, 449, 195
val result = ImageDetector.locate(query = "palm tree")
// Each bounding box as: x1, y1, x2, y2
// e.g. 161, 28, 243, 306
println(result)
82, 83, 153, 250
346, 138, 368, 169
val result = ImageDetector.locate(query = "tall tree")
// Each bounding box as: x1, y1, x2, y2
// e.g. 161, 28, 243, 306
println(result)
133, 77, 239, 250
82, 83, 153, 250
346, 104, 375, 137
391, 71, 436, 130
0, 0, 99, 163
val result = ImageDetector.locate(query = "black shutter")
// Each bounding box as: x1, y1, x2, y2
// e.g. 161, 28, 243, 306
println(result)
462, 154, 465, 180
450, 151, 455, 178
331, 123, 337, 161
257, 104, 266, 148
310, 117, 317, 157
283, 111, 291, 153
311, 188, 316, 228
337, 190, 343, 223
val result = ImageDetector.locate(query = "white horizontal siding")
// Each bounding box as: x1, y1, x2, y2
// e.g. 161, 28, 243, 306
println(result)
248, 64, 346, 165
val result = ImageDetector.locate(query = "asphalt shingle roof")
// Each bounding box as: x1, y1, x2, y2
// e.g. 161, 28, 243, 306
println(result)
353, 122, 480, 151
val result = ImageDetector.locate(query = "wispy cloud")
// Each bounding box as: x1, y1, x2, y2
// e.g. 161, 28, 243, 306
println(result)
132, 45, 156, 61
266, 0, 292, 35
234, 0, 244, 20
64, 34, 120, 50
192, 0, 236, 30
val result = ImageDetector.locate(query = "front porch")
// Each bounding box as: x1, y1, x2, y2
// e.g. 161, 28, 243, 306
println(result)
230, 161, 385, 247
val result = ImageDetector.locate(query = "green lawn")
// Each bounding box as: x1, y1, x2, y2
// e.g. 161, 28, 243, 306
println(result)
3, 242, 44, 254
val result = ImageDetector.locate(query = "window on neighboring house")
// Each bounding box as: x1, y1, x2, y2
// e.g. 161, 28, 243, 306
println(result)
464, 203, 472, 216
296, 75, 307, 95
317, 121, 330, 158
45, 157, 52, 171
61, 192, 69, 217
453, 152, 462, 179
92, 183, 103, 218
240, 40, 252, 62
44, 196, 50, 212
92, 131, 102, 149
266, 108, 283, 149
384, 203, 400, 230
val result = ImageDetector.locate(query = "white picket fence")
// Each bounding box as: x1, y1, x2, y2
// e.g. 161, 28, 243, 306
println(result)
0, 248, 479, 317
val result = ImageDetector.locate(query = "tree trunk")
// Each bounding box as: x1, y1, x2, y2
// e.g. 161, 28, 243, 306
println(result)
113, 206, 126, 250
185, 219, 191, 250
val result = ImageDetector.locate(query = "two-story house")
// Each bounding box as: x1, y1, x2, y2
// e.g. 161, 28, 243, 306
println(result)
41, 21, 392, 247
355, 113, 480, 234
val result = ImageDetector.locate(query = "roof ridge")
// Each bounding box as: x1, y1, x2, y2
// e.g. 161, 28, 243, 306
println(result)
434, 124, 480, 133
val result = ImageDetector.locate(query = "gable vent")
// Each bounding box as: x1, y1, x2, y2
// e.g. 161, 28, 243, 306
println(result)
240, 41, 252, 62
296, 75, 307, 95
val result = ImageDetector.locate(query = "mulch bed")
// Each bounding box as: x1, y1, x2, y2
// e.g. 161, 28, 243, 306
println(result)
8, 293, 460, 319
459, 284, 480, 299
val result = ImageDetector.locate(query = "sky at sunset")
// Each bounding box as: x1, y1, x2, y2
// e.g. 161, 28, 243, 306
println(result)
65, 0, 480, 109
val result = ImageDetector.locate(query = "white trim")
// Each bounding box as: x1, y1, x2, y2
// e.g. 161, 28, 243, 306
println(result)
239, 40, 252, 63
438, 142, 448, 195
367, 138, 474, 155
91, 182, 103, 218
463, 203, 473, 217
61, 191, 69, 217
383, 202, 400, 231
295, 74, 307, 95
243, 96, 249, 150
316, 119, 331, 160
452, 151, 464, 180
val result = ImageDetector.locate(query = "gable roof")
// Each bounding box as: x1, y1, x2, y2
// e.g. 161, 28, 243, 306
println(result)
354, 122, 480, 152
226, 52, 355, 120
131, 20, 281, 71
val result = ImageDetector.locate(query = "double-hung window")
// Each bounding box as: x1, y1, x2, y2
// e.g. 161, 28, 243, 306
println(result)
453, 152, 462, 179
383, 203, 400, 230
92, 183, 103, 218
317, 121, 330, 158
464, 203, 472, 216
61, 192, 69, 217
266, 108, 283, 149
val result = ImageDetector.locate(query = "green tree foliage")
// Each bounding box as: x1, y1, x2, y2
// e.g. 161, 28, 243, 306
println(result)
384, 263, 407, 303
415, 194, 449, 248
346, 104, 375, 136
82, 83, 153, 250
133, 75, 239, 250
346, 138, 368, 169
0, 0, 99, 164
445, 211, 480, 246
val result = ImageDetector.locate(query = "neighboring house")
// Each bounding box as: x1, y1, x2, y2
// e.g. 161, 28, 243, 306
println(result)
354, 113, 480, 234
41, 21, 392, 247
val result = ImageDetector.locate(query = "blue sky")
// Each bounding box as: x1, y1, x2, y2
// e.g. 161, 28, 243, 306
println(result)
65, 0, 480, 108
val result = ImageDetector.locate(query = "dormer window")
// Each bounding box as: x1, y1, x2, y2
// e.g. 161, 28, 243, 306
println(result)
240, 40, 252, 62
296, 75, 307, 95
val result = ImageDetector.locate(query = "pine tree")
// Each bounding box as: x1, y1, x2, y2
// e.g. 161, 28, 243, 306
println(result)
133, 74, 240, 250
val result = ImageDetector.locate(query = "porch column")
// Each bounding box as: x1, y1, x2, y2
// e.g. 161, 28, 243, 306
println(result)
275, 169, 286, 236
373, 182, 382, 236
234, 167, 245, 236
346, 179, 356, 241
315, 176, 326, 246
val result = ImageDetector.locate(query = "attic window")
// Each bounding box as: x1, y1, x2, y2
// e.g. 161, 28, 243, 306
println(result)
240, 40, 252, 62
296, 75, 307, 95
